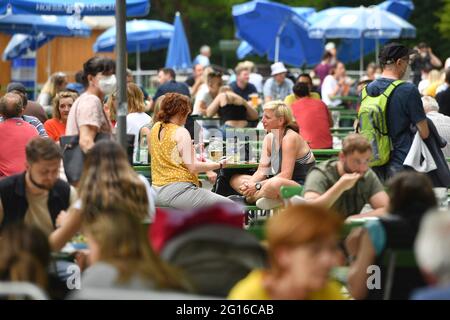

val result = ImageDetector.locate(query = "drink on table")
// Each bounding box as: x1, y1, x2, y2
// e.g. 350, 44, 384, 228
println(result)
208, 136, 223, 162
249, 93, 259, 108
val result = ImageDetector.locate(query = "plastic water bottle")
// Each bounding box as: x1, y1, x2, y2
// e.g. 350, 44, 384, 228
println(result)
139, 136, 149, 164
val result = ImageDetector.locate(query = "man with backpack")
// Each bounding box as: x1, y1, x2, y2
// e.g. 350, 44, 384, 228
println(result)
359, 43, 429, 181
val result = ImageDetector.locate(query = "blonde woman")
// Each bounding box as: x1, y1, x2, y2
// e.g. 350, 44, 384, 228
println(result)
229, 101, 315, 209
49, 140, 155, 251
79, 210, 190, 292
229, 204, 345, 300
122, 82, 152, 163
37, 72, 68, 108
44, 91, 78, 142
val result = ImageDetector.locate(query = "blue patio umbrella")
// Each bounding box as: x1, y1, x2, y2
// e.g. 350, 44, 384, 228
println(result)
236, 6, 316, 60
165, 12, 191, 71
236, 41, 259, 59
232, 0, 323, 67
0, 14, 91, 96
0, 14, 91, 37
338, 1, 415, 64
2, 33, 53, 61
94, 19, 173, 85
7, 0, 150, 17
308, 6, 416, 73
0, 2, 7, 14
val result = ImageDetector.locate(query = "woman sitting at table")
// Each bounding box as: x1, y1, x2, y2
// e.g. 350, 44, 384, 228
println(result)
206, 86, 259, 133
345, 171, 434, 300
228, 204, 346, 300
44, 91, 78, 142
149, 92, 232, 209
229, 101, 316, 210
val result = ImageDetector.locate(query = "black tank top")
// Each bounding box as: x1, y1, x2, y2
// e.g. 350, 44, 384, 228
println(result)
218, 104, 247, 122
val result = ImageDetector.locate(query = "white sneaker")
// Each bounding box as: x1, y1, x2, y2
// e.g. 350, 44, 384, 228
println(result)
289, 195, 307, 205
256, 197, 283, 210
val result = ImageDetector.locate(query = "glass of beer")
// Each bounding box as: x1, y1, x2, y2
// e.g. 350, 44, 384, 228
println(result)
249, 93, 259, 108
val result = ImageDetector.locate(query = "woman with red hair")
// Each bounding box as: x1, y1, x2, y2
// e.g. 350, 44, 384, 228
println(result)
149, 93, 232, 209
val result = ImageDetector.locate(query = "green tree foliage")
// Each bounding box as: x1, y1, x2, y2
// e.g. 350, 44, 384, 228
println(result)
129, 0, 450, 71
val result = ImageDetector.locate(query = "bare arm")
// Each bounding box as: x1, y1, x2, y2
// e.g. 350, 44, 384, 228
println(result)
328, 109, 334, 128
304, 173, 362, 208
247, 134, 271, 183
176, 127, 222, 173
49, 207, 83, 252
429, 49, 442, 68
243, 100, 259, 121
79, 125, 98, 153
206, 93, 225, 117
198, 100, 208, 116
347, 230, 376, 300
416, 118, 429, 139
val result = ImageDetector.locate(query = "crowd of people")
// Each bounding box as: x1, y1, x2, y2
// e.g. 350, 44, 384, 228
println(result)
1, 39, 450, 301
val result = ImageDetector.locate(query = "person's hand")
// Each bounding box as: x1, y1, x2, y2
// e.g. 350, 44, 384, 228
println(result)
206, 170, 217, 184
74, 249, 91, 272
338, 173, 361, 191
56, 210, 69, 228
345, 227, 364, 258
242, 182, 257, 197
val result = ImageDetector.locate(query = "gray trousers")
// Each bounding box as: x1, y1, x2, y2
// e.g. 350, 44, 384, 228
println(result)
154, 182, 233, 209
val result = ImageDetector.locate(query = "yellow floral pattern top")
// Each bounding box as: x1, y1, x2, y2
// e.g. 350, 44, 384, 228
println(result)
150, 122, 199, 187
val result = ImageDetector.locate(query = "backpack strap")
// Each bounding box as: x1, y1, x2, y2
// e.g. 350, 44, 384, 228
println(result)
382, 80, 404, 98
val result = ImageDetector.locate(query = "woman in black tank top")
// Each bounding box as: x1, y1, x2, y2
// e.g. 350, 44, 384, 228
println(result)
206, 86, 259, 130
228, 101, 315, 209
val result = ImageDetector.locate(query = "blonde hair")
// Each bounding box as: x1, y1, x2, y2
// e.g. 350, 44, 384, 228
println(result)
267, 204, 343, 277
52, 91, 78, 120
127, 82, 146, 113
263, 100, 297, 131
40, 72, 67, 99
78, 140, 149, 222
83, 211, 190, 290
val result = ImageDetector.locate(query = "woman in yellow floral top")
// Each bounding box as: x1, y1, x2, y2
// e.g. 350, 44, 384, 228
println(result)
229, 204, 347, 300
149, 93, 232, 209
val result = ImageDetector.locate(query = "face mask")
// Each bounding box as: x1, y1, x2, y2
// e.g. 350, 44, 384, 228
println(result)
98, 75, 117, 95
401, 64, 412, 82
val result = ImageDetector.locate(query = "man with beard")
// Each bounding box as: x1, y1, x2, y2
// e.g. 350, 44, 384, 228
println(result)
303, 134, 388, 218
0, 137, 77, 236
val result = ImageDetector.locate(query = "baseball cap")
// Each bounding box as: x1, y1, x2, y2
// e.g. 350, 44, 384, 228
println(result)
6, 82, 27, 95
271, 62, 288, 76
379, 43, 417, 65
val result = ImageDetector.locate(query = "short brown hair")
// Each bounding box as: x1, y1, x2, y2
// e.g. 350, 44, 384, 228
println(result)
267, 204, 343, 276
341, 133, 372, 155
52, 91, 78, 120
155, 93, 191, 123
26, 137, 62, 163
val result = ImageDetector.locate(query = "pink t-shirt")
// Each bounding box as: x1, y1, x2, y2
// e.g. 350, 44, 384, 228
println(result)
0, 118, 39, 177
291, 97, 332, 149
65, 92, 111, 136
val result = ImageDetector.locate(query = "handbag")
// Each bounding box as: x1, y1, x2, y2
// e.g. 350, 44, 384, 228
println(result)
60, 133, 111, 185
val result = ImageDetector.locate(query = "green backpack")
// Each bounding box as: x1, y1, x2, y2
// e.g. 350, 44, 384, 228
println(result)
357, 80, 404, 167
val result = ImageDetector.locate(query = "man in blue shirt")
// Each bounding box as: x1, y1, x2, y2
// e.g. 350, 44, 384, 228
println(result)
229, 65, 257, 101
365, 43, 429, 181
150, 68, 190, 112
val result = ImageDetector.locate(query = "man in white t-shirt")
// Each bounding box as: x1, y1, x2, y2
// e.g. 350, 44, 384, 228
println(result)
321, 61, 347, 107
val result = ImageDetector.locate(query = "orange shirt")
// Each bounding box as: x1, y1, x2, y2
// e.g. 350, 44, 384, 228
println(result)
44, 118, 66, 142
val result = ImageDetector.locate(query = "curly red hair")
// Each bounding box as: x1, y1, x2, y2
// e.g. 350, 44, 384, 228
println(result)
155, 93, 191, 123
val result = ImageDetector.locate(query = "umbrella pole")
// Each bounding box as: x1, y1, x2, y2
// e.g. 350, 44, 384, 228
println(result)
360, 36, 364, 78
375, 39, 380, 66
136, 45, 142, 87
34, 50, 38, 100
47, 41, 51, 79
116, 0, 128, 151
275, 18, 288, 62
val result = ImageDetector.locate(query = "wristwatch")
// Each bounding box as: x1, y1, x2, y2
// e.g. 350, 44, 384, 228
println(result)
255, 182, 262, 191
